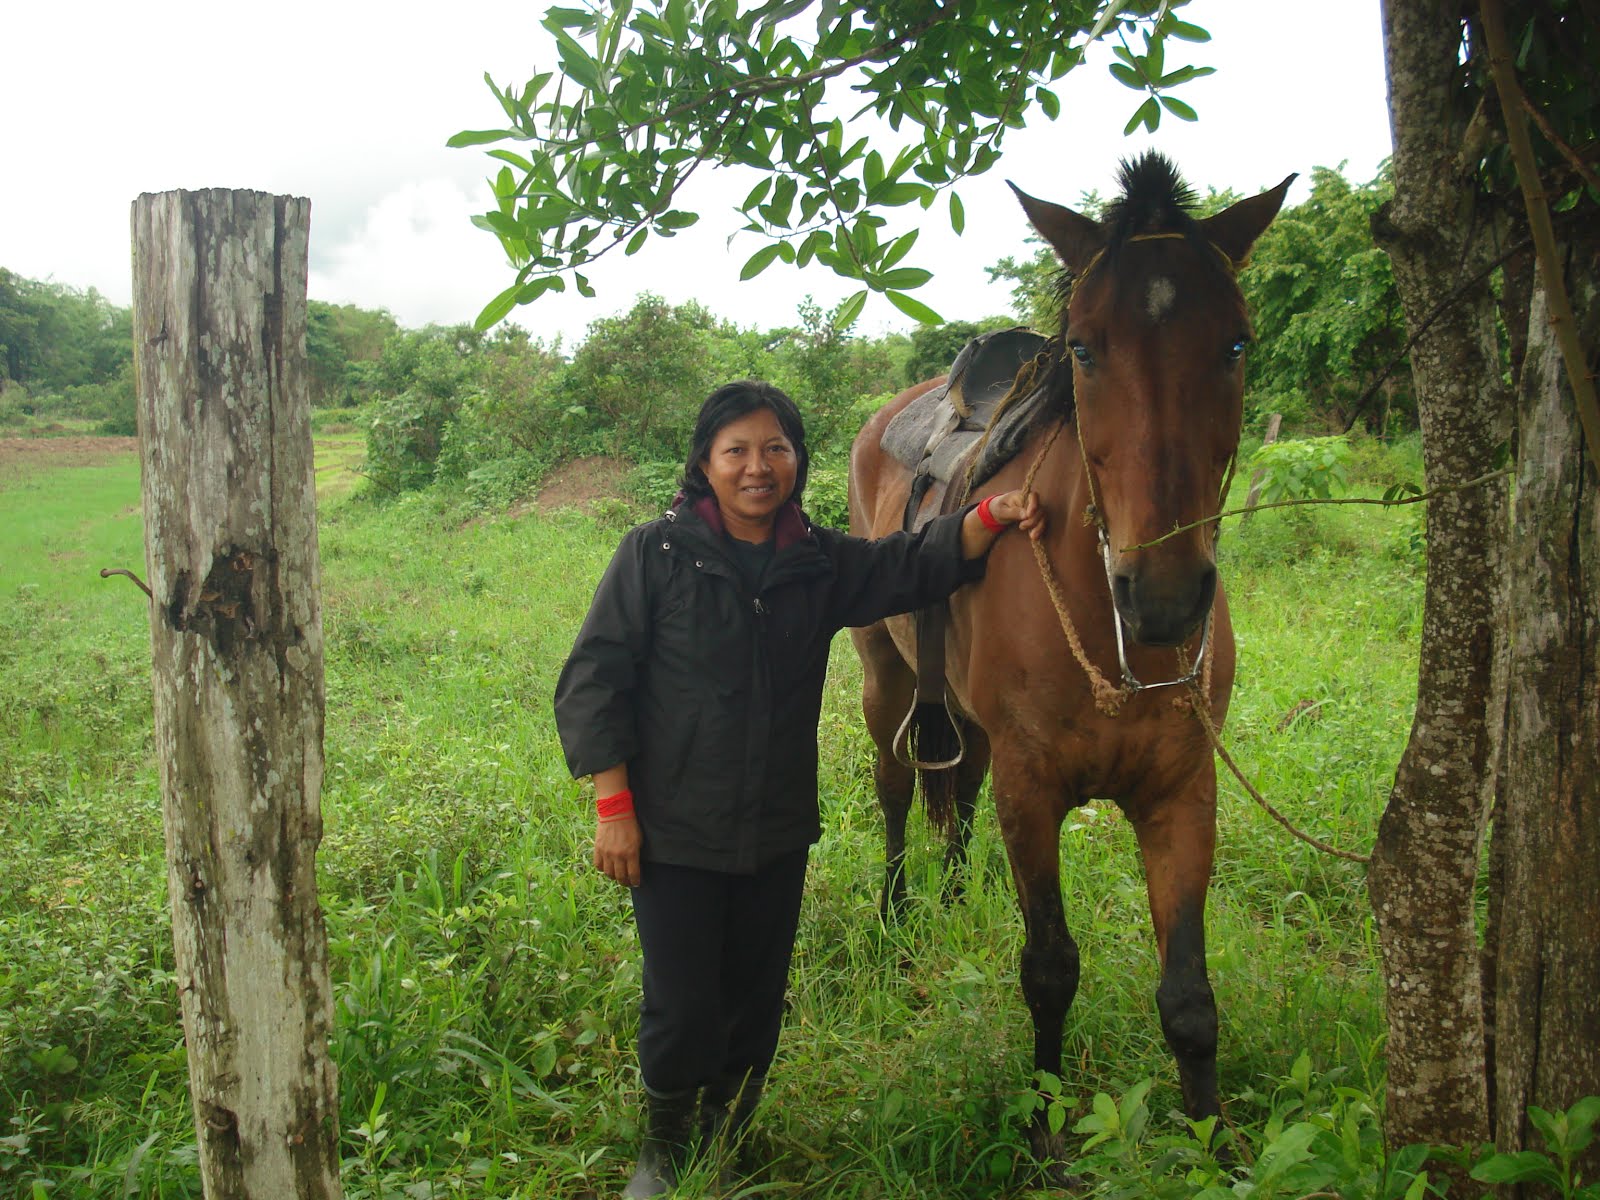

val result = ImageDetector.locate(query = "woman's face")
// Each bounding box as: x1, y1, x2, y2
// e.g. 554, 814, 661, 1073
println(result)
699, 407, 798, 539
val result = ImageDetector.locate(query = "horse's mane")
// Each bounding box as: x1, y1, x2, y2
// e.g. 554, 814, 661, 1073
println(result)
1101, 152, 1200, 242
1039, 152, 1205, 420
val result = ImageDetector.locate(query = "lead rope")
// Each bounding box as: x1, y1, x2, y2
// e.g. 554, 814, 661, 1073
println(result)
1020, 422, 1134, 716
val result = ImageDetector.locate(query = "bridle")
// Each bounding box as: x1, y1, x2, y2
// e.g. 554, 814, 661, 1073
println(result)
1037, 231, 1243, 711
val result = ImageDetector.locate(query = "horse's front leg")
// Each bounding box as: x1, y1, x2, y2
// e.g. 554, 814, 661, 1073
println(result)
993, 761, 1080, 1171
1131, 776, 1221, 1119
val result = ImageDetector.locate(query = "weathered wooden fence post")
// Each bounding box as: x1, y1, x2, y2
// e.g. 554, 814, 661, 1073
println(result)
131, 189, 342, 1199
1241, 411, 1283, 521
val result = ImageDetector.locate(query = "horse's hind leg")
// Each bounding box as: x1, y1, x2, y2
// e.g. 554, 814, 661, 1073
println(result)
940, 722, 990, 904
1131, 780, 1222, 1119
851, 621, 917, 921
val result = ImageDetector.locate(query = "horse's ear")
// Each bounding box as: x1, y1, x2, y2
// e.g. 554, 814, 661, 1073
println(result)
1198, 173, 1297, 268
1008, 181, 1104, 275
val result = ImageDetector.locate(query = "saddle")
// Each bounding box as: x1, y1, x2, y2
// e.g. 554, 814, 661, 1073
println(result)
877, 327, 1056, 769
881, 326, 1052, 534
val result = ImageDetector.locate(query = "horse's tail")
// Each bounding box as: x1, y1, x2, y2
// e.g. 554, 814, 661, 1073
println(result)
908, 703, 962, 837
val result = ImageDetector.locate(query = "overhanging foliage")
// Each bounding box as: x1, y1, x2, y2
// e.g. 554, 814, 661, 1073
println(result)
452, 0, 1216, 328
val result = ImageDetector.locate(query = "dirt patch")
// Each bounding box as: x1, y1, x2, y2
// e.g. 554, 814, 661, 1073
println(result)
0, 436, 138, 470
0, 437, 138, 491
528, 455, 636, 516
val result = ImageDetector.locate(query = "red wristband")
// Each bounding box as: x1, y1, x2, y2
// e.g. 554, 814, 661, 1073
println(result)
976, 495, 1006, 534
596, 788, 635, 822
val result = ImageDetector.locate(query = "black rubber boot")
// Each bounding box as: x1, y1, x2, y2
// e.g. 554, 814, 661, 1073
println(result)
623, 1086, 697, 1198
697, 1072, 766, 1190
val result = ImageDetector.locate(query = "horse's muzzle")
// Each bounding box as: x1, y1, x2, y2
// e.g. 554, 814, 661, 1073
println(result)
1112, 563, 1217, 647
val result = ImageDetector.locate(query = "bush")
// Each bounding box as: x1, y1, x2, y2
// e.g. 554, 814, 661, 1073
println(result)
365, 388, 463, 492
803, 464, 850, 530
1249, 435, 1352, 504
626, 461, 683, 511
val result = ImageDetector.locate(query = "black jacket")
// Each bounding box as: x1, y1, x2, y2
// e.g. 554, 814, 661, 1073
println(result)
554, 497, 985, 874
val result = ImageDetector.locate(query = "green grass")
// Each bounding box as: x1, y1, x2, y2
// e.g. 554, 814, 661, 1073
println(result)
0, 434, 1427, 1198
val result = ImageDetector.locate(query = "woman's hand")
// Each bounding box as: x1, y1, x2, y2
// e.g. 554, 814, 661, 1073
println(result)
987, 489, 1046, 540
594, 816, 642, 887
961, 489, 1047, 558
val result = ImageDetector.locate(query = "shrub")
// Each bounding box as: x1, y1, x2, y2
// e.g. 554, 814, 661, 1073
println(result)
1248, 435, 1352, 505
803, 464, 850, 530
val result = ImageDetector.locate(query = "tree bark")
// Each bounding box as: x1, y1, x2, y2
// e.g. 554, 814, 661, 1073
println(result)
1368, 0, 1512, 1168
131, 189, 342, 1199
1493, 257, 1600, 1191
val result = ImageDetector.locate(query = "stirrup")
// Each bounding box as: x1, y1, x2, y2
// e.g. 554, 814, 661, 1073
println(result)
891, 694, 967, 770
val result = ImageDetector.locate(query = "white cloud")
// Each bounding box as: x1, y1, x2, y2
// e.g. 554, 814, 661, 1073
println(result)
307, 179, 509, 329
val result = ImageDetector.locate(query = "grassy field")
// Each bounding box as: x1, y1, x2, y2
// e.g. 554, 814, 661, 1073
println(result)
0, 431, 1428, 1198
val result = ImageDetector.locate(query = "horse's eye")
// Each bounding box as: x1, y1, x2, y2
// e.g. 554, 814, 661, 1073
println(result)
1070, 341, 1094, 367
1225, 337, 1248, 363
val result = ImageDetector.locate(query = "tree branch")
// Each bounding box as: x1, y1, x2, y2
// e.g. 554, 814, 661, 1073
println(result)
1481, 0, 1600, 469
1119, 468, 1513, 553
1520, 92, 1600, 197
520, 11, 950, 156
1342, 238, 1532, 433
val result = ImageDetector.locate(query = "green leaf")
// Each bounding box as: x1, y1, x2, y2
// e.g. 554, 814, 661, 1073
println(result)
487, 149, 534, 171
1037, 87, 1061, 120
1567, 1095, 1600, 1152
1145, 34, 1164, 80
1470, 1152, 1562, 1185
1124, 95, 1160, 135
881, 229, 919, 270
625, 226, 649, 255
553, 31, 601, 90
877, 183, 931, 207
742, 178, 773, 210
834, 289, 868, 329
655, 210, 699, 230
1047, 1101, 1066, 1135
949, 192, 965, 235
739, 243, 785, 281
1089, 0, 1132, 40
1159, 94, 1198, 122
796, 229, 831, 268
864, 149, 886, 192
447, 128, 517, 149
877, 267, 932, 290
887, 290, 942, 324
543, 6, 596, 29
1169, 19, 1211, 42
1108, 62, 1145, 90
475, 283, 522, 331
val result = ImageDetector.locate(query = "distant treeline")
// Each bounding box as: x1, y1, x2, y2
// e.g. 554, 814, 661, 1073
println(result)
1, 166, 1410, 508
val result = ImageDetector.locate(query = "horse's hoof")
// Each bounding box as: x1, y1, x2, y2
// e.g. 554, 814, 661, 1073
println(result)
1021, 1157, 1086, 1194
1027, 1129, 1087, 1193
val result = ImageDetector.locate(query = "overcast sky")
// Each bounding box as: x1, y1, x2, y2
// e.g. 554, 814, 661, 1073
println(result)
3, 1, 1392, 346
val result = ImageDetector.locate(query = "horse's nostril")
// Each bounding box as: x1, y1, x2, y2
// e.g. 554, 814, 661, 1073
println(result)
1195, 565, 1218, 617
1112, 572, 1135, 621
1115, 564, 1217, 646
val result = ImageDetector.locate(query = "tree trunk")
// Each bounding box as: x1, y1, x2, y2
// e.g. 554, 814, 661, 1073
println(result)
1493, 256, 1600, 1190
131, 189, 342, 1199
1367, 0, 1512, 1168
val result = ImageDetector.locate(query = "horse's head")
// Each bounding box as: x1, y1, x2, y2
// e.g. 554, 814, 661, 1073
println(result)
1011, 154, 1293, 648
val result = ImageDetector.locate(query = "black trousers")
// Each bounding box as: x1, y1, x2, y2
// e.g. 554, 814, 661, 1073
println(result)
629, 849, 809, 1095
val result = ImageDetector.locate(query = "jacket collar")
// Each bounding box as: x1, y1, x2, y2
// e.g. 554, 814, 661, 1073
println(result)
670, 493, 812, 551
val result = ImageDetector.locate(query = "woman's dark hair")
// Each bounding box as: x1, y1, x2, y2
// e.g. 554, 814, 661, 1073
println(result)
679, 380, 810, 504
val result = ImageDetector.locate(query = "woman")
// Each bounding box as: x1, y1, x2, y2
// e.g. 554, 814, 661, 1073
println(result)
554, 380, 1042, 1197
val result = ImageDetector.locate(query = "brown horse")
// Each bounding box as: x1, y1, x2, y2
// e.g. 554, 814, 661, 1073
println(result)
848, 153, 1292, 1169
